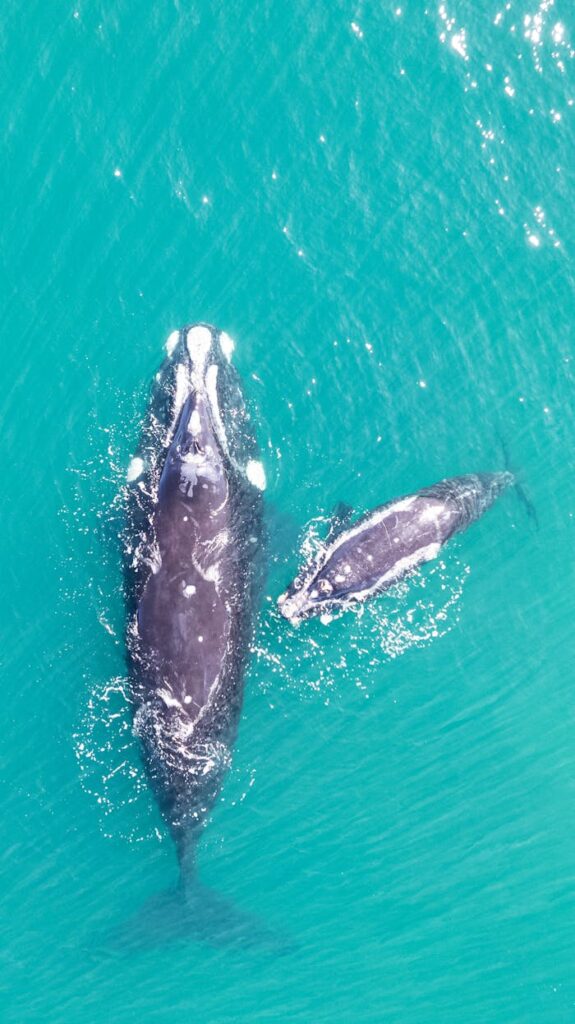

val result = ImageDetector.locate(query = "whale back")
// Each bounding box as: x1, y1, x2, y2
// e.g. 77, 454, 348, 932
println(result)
278, 472, 513, 622
124, 325, 265, 862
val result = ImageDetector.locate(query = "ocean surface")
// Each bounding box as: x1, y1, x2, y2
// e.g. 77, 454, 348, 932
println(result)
2, 1, 575, 1021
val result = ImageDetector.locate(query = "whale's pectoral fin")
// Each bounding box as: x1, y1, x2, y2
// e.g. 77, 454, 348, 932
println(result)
265, 503, 300, 565
498, 434, 539, 530
514, 481, 539, 530
325, 501, 355, 543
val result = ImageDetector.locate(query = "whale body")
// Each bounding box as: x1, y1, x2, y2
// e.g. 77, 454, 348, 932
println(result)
124, 324, 266, 878
278, 472, 513, 624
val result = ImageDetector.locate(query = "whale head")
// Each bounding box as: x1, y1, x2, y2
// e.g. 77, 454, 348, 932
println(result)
277, 566, 335, 624
159, 389, 224, 503
155, 324, 266, 501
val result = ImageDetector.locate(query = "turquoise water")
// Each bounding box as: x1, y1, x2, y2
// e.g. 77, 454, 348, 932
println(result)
2, 0, 575, 1020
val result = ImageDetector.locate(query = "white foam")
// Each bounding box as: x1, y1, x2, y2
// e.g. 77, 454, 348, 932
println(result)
246, 459, 266, 490
165, 330, 179, 356
186, 325, 212, 369
219, 331, 235, 362
183, 583, 196, 597
126, 456, 145, 482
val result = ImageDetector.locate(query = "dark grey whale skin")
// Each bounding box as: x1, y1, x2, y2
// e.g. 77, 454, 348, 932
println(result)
278, 473, 513, 623
124, 325, 265, 878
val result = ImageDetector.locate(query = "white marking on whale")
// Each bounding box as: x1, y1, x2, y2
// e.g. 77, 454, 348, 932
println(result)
205, 364, 226, 451
219, 331, 235, 362
165, 330, 179, 356
186, 325, 213, 370
189, 409, 201, 435
127, 456, 145, 482
159, 688, 183, 710
246, 459, 266, 490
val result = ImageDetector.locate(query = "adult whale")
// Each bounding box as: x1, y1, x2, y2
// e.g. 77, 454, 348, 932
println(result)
278, 472, 513, 623
124, 324, 266, 895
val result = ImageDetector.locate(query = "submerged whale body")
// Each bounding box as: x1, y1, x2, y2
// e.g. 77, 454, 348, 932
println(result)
278, 472, 513, 624
124, 324, 266, 881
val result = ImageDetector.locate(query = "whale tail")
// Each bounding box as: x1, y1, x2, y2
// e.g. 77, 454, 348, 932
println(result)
106, 834, 292, 954
499, 436, 539, 529
106, 879, 292, 955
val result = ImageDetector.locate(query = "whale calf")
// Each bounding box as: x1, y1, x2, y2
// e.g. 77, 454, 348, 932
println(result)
278, 472, 513, 624
124, 324, 266, 881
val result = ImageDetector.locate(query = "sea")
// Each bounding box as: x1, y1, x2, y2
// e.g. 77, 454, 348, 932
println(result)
2, 1, 575, 1021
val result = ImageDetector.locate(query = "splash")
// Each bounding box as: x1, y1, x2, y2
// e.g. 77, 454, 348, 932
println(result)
257, 516, 470, 702
73, 675, 160, 843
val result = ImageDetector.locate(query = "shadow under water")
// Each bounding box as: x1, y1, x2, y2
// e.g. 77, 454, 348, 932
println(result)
104, 881, 296, 956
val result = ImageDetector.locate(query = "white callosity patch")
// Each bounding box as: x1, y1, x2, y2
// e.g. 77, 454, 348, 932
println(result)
178, 460, 199, 496
126, 456, 145, 482
246, 459, 266, 490
188, 409, 201, 435
182, 583, 196, 598
179, 446, 221, 496
186, 325, 213, 378
165, 330, 179, 356
219, 331, 235, 362
278, 583, 312, 623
